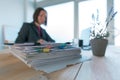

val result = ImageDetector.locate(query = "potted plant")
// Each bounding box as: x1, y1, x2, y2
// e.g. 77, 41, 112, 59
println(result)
90, 7, 117, 56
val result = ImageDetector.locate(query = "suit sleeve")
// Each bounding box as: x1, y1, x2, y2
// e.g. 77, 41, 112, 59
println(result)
15, 23, 29, 43
44, 30, 55, 42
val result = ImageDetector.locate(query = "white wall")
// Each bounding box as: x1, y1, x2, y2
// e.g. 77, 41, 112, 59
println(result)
24, 0, 35, 22
0, 0, 34, 50
0, 0, 24, 27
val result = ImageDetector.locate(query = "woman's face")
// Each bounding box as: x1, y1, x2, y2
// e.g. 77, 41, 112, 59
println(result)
37, 10, 46, 25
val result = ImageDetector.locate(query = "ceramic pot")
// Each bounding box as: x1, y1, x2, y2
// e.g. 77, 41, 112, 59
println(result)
90, 39, 108, 57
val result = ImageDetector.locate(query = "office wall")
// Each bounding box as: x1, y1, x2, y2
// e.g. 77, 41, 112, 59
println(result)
0, 0, 34, 50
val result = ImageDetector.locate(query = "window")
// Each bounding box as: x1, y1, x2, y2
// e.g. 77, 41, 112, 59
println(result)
114, 0, 120, 46
78, 0, 107, 45
42, 2, 74, 43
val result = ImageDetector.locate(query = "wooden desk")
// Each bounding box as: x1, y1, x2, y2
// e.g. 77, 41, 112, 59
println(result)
0, 53, 82, 80
0, 46, 120, 80
76, 46, 120, 80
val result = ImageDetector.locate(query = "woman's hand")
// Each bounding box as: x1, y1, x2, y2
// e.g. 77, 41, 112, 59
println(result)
37, 39, 52, 49
37, 39, 47, 44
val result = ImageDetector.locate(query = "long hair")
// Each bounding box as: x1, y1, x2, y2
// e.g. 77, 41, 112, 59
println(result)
33, 7, 47, 25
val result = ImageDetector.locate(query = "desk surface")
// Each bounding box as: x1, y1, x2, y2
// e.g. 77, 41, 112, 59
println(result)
0, 46, 120, 80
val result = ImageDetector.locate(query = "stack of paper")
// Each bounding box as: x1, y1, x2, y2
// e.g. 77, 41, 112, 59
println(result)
10, 43, 81, 72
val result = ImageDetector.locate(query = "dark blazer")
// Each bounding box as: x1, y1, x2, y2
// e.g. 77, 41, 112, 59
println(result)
15, 22, 55, 43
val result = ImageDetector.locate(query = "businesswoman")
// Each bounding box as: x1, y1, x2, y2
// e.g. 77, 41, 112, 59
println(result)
15, 7, 55, 44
